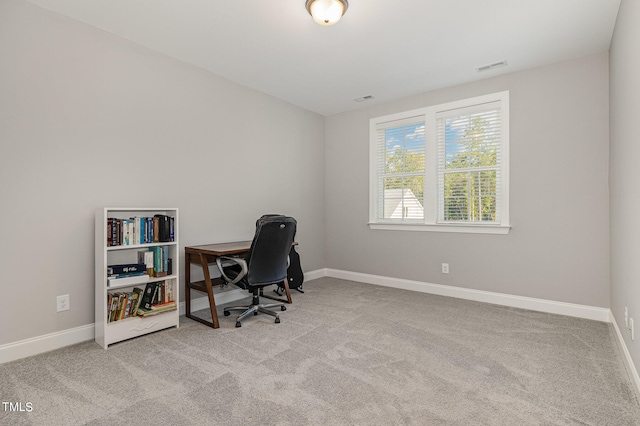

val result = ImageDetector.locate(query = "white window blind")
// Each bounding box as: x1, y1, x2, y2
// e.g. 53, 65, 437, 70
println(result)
375, 116, 426, 221
437, 101, 502, 223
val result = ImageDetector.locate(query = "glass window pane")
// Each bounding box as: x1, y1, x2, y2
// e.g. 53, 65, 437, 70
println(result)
383, 176, 424, 220
469, 171, 497, 221
443, 173, 468, 221
385, 123, 425, 174
443, 171, 497, 222
445, 114, 498, 169
404, 175, 424, 220
383, 177, 403, 219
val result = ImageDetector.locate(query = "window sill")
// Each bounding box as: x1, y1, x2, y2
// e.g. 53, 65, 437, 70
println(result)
368, 222, 511, 234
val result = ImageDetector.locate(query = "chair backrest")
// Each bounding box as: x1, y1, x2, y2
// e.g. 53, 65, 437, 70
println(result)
245, 215, 297, 286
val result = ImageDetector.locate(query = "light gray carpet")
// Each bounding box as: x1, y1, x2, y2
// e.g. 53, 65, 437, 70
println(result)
1, 277, 639, 425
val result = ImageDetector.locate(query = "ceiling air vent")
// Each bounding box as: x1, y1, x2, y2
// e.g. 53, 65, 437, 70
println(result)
477, 60, 508, 72
354, 95, 375, 103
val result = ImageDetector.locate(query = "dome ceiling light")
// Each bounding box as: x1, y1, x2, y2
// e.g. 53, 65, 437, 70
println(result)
305, 0, 349, 26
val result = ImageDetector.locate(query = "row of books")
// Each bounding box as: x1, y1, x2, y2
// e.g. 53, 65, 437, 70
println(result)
108, 287, 143, 322
107, 281, 175, 323
107, 215, 175, 247
140, 246, 172, 278
107, 247, 172, 287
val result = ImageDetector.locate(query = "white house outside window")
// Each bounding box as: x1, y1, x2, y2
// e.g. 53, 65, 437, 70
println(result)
369, 91, 510, 234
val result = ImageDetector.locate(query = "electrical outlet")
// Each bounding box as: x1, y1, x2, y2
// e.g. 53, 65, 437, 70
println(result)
56, 294, 70, 312
442, 263, 449, 274
625, 307, 629, 328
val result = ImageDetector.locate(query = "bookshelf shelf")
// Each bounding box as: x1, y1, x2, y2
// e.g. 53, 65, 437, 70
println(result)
107, 274, 179, 290
95, 207, 179, 349
106, 241, 178, 251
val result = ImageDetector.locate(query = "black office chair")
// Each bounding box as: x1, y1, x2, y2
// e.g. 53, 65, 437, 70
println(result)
216, 215, 296, 327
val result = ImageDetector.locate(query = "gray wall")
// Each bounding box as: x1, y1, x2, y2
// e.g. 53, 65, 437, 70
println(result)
325, 52, 610, 308
610, 0, 640, 374
0, 0, 326, 345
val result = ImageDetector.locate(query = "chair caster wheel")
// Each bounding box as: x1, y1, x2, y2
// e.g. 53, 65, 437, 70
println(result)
275, 318, 280, 324
235, 322, 242, 328
281, 306, 286, 311
224, 311, 230, 316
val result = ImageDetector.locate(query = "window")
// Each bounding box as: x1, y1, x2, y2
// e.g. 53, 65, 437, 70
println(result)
369, 91, 509, 234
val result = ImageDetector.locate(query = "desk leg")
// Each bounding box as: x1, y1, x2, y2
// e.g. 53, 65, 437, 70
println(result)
282, 278, 293, 304
200, 253, 220, 328
185, 253, 191, 318
260, 278, 293, 304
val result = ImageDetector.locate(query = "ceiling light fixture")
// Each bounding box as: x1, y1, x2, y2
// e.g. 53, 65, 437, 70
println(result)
305, 0, 349, 26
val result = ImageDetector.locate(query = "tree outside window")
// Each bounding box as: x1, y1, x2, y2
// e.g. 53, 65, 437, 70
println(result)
441, 113, 500, 222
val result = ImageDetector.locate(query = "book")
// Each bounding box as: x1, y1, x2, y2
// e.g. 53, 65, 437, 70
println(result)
107, 263, 147, 276
152, 246, 167, 277
137, 301, 177, 317
163, 245, 169, 275
130, 217, 138, 245
107, 219, 113, 246
120, 293, 130, 320
138, 217, 145, 245
137, 250, 155, 277
115, 219, 122, 246
131, 287, 144, 316
108, 294, 115, 322
122, 218, 130, 245
109, 293, 123, 322
139, 282, 158, 311
108, 271, 146, 279
106, 294, 113, 322
155, 281, 162, 304
161, 215, 171, 242
147, 217, 154, 243
153, 216, 160, 242
152, 214, 171, 242
107, 274, 149, 287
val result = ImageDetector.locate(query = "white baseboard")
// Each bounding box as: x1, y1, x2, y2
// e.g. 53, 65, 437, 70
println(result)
323, 268, 611, 322
0, 324, 95, 365
610, 312, 640, 399
303, 268, 326, 282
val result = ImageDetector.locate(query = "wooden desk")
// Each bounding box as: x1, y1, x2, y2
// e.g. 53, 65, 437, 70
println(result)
184, 241, 293, 328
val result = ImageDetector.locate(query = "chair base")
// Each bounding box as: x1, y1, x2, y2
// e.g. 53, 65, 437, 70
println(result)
224, 294, 286, 327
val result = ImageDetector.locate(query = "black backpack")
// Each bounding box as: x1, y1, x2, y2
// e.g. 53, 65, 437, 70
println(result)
276, 244, 304, 294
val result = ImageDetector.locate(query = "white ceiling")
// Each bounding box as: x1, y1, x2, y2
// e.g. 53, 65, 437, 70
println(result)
24, 0, 621, 116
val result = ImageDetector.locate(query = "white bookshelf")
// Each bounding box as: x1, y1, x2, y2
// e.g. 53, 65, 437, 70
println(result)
95, 207, 179, 348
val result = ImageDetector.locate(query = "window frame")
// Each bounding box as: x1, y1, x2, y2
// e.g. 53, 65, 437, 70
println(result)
369, 91, 510, 234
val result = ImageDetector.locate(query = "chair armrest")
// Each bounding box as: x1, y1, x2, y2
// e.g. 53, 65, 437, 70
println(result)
215, 256, 248, 285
